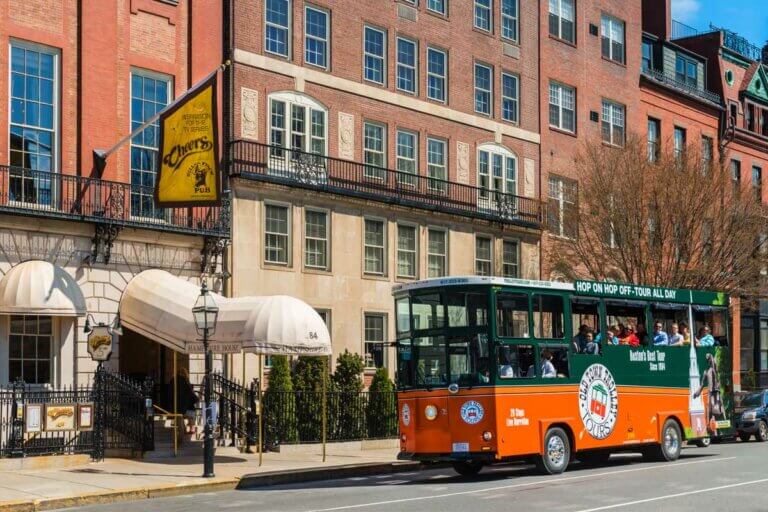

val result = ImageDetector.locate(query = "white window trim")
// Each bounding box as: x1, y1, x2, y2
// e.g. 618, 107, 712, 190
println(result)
396, 222, 419, 279
501, 0, 519, 42
304, 207, 331, 271
549, 0, 575, 42
474, 0, 493, 32
267, 91, 329, 155
363, 312, 388, 370
426, 136, 448, 190
501, 238, 520, 278
477, 142, 518, 197
601, 13, 625, 64
363, 25, 387, 86
426, 46, 448, 103
548, 175, 576, 239
501, 71, 519, 124
426, 0, 447, 16
264, 0, 292, 59
363, 120, 387, 179
396, 36, 418, 95
475, 234, 494, 276
474, 62, 493, 116
426, 226, 448, 278
549, 81, 576, 133
304, 5, 330, 70
363, 216, 388, 276
264, 201, 293, 266
601, 99, 625, 147
396, 129, 419, 184
3, 315, 61, 387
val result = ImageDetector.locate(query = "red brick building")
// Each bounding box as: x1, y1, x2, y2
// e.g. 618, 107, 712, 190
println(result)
0, 1, 226, 394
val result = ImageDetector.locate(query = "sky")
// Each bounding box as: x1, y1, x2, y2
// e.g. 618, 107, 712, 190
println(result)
672, 0, 768, 48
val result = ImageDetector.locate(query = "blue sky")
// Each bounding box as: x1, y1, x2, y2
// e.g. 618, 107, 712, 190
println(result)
672, 0, 768, 48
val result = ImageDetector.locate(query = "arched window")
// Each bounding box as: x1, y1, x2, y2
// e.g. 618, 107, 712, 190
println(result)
268, 91, 328, 158
477, 143, 517, 213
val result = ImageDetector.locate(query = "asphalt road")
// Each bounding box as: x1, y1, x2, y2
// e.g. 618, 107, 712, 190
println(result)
66, 441, 768, 512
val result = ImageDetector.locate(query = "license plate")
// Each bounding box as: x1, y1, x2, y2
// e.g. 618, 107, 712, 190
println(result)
452, 442, 469, 453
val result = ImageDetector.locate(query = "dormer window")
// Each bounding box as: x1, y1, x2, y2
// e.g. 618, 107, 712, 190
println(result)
675, 54, 697, 87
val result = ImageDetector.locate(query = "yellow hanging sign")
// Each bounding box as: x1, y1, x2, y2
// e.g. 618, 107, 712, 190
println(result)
155, 74, 220, 207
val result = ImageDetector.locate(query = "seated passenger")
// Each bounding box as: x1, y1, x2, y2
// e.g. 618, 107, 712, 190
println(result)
680, 322, 692, 345
668, 323, 684, 346
696, 326, 716, 347
583, 331, 599, 354
572, 324, 594, 354
619, 325, 641, 347
541, 350, 557, 378
596, 328, 619, 346
652, 322, 669, 346
499, 346, 515, 378
636, 323, 649, 345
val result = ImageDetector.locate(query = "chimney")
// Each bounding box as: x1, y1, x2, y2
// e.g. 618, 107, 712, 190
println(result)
642, 0, 672, 40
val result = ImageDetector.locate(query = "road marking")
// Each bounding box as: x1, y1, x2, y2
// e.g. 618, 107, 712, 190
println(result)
308, 457, 736, 511
572, 477, 768, 512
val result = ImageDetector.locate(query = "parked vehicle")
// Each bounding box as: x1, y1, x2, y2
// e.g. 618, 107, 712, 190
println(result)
734, 390, 768, 442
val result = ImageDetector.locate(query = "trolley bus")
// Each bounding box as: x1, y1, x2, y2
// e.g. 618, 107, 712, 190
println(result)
393, 277, 734, 475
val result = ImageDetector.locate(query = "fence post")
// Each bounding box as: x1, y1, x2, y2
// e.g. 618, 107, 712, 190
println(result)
142, 376, 155, 453
257, 379, 263, 467
93, 365, 106, 461
9, 379, 25, 457
245, 379, 256, 454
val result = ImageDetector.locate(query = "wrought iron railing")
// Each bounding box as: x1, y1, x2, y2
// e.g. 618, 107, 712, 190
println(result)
672, 20, 763, 62
641, 67, 721, 105
671, 20, 701, 40
210, 373, 258, 450
0, 165, 228, 237
229, 140, 544, 228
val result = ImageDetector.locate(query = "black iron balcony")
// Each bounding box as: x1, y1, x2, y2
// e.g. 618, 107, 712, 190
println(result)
641, 67, 722, 106
0, 165, 228, 237
229, 140, 543, 229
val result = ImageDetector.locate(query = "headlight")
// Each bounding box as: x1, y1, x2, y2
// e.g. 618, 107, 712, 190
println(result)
424, 405, 438, 421
482, 431, 493, 441
743, 410, 758, 421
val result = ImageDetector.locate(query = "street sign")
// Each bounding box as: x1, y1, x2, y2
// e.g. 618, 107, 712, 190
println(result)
87, 326, 113, 362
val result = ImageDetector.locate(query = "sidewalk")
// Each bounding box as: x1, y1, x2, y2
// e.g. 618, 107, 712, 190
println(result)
0, 444, 405, 511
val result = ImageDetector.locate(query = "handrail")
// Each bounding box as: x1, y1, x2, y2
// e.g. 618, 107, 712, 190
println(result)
152, 404, 184, 456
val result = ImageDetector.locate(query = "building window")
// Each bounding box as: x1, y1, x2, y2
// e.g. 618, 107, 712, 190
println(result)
396, 37, 417, 94
475, 236, 493, 276
426, 47, 447, 102
600, 14, 625, 64
305, 209, 329, 270
9, 42, 58, 206
475, 63, 493, 115
364, 218, 386, 275
549, 81, 575, 132
364, 314, 387, 369
265, 204, 290, 264
674, 126, 686, 158
130, 69, 171, 218
548, 175, 578, 239
268, 93, 327, 157
427, 0, 446, 15
601, 100, 625, 146
753, 166, 762, 202
675, 54, 697, 87
427, 137, 447, 192
474, 0, 492, 32
478, 145, 516, 201
501, 72, 519, 123
265, 0, 291, 57
427, 228, 447, 277
642, 40, 653, 71
549, 0, 575, 43
9, 315, 52, 384
501, 0, 518, 41
502, 240, 519, 278
363, 26, 386, 85
647, 118, 660, 162
304, 6, 329, 69
397, 224, 418, 278
731, 159, 741, 196
746, 104, 756, 132
363, 121, 386, 179
396, 129, 418, 186
701, 136, 713, 174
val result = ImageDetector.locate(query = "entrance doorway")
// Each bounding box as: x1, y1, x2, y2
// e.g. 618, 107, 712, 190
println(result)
119, 328, 190, 411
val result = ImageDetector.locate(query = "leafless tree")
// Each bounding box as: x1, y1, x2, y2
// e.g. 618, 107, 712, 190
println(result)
546, 134, 767, 299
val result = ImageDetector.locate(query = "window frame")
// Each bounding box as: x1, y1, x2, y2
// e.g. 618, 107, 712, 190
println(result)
363, 120, 387, 180
477, 143, 517, 200
475, 234, 494, 276
396, 36, 418, 95
474, 0, 493, 32
7, 315, 55, 385
549, 81, 576, 133
549, 0, 575, 44
474, 62, 493, 116
396, 222, 419, 279
363, 25, 387, 86
502, 238, 520, 278
396, 128, 419, 186
501, 0, 519, 42
264, 0, 292, 59
426, 46, 448, 103
647, 117, 660, 162
673, 126, 687, 158
427, 0, 447, 16
264, 202, 292, 266
426, 136, 448, 192
426, 227, 448, 278
601, 99, 625, 147
501, 71, 519, 124
304, 207, 330, 271
548, 174, 578, 239
675, 54, 697, 87
363, 312, 388, 369
600, 13, 625, 64
753, 165, 762, 202
304, 4, 330, 70
267, 92, 329, 157
363, 217, 388, 276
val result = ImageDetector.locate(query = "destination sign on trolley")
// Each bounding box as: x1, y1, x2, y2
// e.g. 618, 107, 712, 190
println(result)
574, 280, 727, 306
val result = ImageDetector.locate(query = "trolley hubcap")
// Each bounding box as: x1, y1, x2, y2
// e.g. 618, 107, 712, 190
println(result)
664, 427, 679, 454
760, 424, 766, 438
547, 436, 566, 466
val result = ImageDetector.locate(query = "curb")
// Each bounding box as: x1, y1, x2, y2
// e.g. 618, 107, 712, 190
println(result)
0, 461, 425, 512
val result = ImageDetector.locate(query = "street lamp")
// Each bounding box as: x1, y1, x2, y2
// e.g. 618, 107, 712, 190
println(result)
193, 280, 219, 478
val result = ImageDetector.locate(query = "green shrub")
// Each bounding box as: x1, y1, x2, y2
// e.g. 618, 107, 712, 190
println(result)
331, 351, 366, 440
366, 368, 397, 438
292, 356, 330, 441
263, 355, 297, 446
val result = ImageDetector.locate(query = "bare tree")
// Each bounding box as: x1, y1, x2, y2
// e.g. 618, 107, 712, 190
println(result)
546, 134, 767, 298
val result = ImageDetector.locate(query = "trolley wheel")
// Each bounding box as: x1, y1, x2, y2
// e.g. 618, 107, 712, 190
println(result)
756, 421, 768, 442
536, 427, 571, 475
452, 460, 483, 477
693, 437, 711, 448
643, 419, 682, 462
578, 450, 611, 466
739, 432, 752, 442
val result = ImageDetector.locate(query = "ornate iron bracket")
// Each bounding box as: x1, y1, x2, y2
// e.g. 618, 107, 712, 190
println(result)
201, 236, 229, 275
92, 224, 122, 265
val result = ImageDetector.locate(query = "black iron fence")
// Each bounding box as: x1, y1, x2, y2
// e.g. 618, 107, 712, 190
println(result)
211, 373, 258, 451
229, 140, 543, 229
641, 68, 721, 105
0, 368, 153, 459
0, 165, 228, 237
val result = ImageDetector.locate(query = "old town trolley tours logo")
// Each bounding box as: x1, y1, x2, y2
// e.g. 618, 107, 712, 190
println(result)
460, 400, 485, 425
578, 364, 618, 439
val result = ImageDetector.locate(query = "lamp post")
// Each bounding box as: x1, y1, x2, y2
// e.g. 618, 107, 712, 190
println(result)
193, 281, 219, 478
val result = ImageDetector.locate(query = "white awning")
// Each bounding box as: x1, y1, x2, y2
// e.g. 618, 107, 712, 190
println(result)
0, 260, 86, 316
119, 270, 331, 356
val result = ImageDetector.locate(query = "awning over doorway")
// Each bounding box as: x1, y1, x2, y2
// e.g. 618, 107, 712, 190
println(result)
119, 269, 331, 355
0, 260, 86, 316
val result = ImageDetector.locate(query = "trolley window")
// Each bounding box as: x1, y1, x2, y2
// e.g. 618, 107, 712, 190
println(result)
496, 293, 530, 338
412, 293, 445, 330
533, 294, 565, 339
498, 343, 535, 379
446, 291, 489, 328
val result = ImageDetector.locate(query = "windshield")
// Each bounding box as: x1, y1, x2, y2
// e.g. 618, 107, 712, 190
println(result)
397, 334, 490, 389
741, 393, 764, 408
